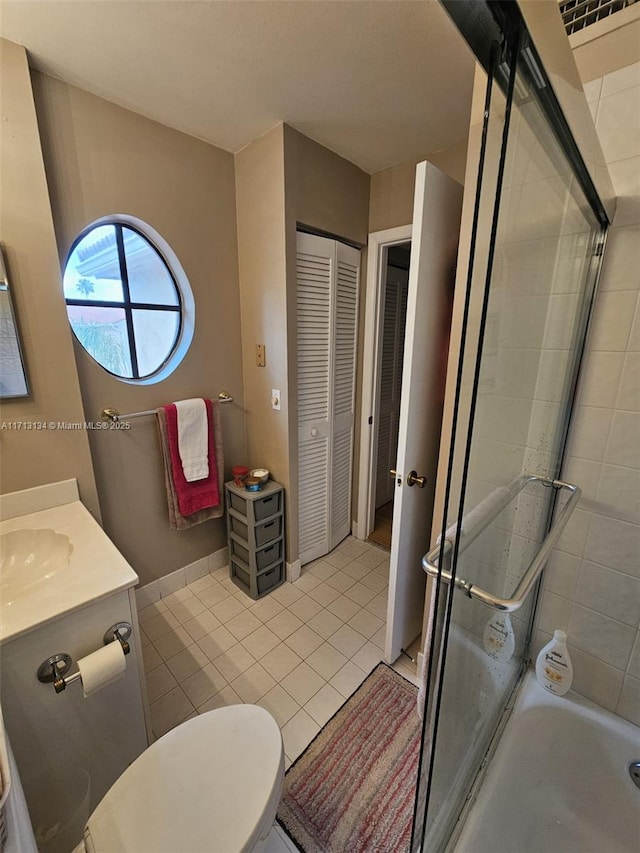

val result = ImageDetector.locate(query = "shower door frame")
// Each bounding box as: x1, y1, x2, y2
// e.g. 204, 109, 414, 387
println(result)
443, 0, 615, 223
411, 1, 614, 850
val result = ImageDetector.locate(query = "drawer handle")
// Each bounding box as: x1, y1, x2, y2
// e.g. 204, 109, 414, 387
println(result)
264, 522, 275, 529
263, 496, 274, 504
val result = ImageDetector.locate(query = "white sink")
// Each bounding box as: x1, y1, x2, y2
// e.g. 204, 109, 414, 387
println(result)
0, 485, 139, 644
0, 529, 73, 606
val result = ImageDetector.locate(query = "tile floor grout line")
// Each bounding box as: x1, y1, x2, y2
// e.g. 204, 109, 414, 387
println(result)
142, 537, 400, 750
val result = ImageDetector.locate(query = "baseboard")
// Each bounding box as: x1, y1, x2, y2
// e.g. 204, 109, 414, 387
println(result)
135, 545, 229, 610
286, 559, 301, 583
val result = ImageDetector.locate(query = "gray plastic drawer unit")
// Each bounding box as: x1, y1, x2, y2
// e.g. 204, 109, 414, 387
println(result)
228, 485, 282, 521
230, 558, 284, 599
225, 480, 285, 600
229, 513, 283, 549
230, 536, 283, 572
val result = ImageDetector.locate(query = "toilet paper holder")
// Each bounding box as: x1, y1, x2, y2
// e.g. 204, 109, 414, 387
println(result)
37, 622, 132, 694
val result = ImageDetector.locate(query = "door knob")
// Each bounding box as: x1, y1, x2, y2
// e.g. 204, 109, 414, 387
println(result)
389, 469, 402, 485
407, 471, 427, 488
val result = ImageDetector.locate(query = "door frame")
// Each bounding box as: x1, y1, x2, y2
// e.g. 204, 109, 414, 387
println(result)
355, 224, 412, 541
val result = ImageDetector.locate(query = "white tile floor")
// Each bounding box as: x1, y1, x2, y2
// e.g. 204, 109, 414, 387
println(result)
138, 536, 419, 769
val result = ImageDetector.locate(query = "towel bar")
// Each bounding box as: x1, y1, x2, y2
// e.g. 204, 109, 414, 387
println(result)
101, 391, 233, 423
422, 476, 581, 612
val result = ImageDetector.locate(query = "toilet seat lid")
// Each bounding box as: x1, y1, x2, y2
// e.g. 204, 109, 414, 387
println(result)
85, 705, 284, 853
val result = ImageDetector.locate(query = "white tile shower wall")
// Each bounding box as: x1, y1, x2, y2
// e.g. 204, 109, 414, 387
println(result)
534, 61, 640, 725
450, 93, 584, 646
458, 89, 596, 652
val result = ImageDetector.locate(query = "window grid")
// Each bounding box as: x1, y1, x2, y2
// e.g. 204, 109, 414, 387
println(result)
65, 223, 182, 380
116, 223, 139, 378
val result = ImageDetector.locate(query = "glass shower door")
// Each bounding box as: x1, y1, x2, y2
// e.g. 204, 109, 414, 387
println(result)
411, 25, 606, 853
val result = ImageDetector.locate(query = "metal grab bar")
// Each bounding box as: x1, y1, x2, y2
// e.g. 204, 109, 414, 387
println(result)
422, 477, 581, 612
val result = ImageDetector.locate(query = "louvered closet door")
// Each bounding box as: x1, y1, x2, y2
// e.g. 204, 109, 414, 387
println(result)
297, 233, 360, 565
329, 242, 360, 550
297, 234, 332, 564
375, 269, 409, 508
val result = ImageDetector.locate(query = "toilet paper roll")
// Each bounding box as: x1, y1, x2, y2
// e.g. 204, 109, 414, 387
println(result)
77, 641, 126, 698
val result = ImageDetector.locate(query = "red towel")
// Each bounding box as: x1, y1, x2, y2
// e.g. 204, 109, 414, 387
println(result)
164, 399, 220, 516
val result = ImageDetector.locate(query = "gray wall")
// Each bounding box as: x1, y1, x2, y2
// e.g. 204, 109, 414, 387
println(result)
0, 40, 99, 518
32, 72, 246, 586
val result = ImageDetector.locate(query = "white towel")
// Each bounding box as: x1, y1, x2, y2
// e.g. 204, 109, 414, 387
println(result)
174, 398, 209, 482
460, 486, 510, 539
417, 591, 434, 720
435, 486, 511, 550
436, 520, 463, 548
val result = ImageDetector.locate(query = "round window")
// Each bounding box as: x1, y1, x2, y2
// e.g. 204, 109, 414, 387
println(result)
63, 220, 191, 381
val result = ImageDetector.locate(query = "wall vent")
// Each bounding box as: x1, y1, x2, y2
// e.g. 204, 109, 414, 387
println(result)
559, 0, 638, 35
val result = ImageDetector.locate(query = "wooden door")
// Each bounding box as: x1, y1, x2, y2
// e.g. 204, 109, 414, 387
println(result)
385, 162, 463, 662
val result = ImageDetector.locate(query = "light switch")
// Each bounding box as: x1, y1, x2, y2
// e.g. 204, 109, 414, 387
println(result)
256, 344, 266, 367
271, 389, 281, 411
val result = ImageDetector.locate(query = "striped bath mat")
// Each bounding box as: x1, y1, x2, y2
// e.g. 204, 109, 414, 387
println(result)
277, 663, 422, 853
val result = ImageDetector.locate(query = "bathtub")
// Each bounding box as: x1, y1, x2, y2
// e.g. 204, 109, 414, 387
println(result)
453, 670, 640, 853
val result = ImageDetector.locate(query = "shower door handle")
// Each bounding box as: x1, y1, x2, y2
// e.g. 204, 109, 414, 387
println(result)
422, 476, 581, 612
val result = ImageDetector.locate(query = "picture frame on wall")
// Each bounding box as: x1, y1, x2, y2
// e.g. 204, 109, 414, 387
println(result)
0, 244, 30, 399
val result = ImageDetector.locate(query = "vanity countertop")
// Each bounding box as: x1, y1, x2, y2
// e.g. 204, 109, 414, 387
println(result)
0, 497, 138, 645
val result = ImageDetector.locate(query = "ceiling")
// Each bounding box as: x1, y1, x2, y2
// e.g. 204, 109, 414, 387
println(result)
0, 0, 476, 174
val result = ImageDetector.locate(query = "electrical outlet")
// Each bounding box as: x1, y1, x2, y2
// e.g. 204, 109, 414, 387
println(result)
271, 389, 281, 411
256, 344, 266, 367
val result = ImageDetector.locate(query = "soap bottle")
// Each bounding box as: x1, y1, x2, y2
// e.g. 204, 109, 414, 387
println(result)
483, 613, 515, 661
535, 630, 573, 696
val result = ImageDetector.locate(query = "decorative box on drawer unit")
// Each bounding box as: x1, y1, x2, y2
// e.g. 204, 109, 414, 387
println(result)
225, 480, 285, 600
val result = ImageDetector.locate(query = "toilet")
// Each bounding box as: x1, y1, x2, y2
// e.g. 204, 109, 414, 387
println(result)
73, 704, 284, 853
